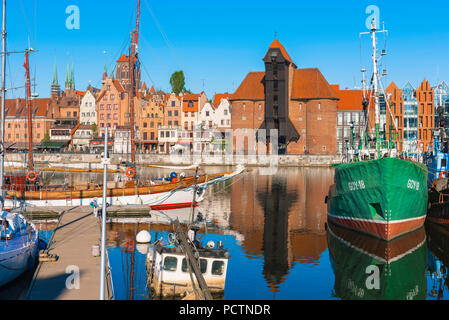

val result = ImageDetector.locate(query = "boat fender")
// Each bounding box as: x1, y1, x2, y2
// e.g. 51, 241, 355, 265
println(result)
171, 177, 178, 183
136, 230, 151, 244
27, 171, 38, 182
126, 167, 136, 178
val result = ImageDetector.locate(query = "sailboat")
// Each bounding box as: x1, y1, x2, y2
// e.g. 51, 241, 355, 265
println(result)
0, 0, 39, 287
326, 18, 428, 241
2, 0, 244, 210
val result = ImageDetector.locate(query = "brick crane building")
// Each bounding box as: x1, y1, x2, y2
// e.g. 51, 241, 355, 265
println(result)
230, 39, 339, 155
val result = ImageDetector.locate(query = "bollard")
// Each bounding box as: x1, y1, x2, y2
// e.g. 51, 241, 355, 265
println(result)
92, 244, 100, 257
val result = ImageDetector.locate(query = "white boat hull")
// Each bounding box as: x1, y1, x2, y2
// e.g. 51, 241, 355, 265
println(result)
4, 183, 206, 210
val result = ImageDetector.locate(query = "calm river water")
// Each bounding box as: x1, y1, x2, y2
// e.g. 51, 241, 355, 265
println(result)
99, 166, 449, 300
1, 166, 447, 300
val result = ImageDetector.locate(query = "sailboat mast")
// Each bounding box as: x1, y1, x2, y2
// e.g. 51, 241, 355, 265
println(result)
0, 0, 6, 209
129, 0, 140, 165
24, 49, 34, 171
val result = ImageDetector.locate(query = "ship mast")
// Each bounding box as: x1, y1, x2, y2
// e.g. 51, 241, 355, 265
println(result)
128, 0, 140, 165
360, 18, 388, 158
24, 48, 34, 171
0, 0, 6, 209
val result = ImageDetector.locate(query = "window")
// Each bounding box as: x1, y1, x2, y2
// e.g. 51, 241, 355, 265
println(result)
107, 114, 111, 120
182, 258, 207, 274
174, 121, 178, 126
224, 109, 228, 115
211, 261, 225, 276
143, 122, 147, 128
163, 256, 178, 272
114, 104, 118, 110
110, 94, 115, 100
206, 111, 210, 117
188, 101, 193, 107
318, 103, 321, 110
114, 113, 118, 120
171, 101, 175, 107
168, 111, 172, 117
242, 116, 246, 121
100, 114, 104, 120
100, 104, 104, 110
317, 115, 322, 121
299, 117, 303, 122
299, 103, 302, 111
174, 111, 178, 116
67, 112, 71, 117
243, 103, 246, 111
168, 121, 172, 126
107, 104, 112, 110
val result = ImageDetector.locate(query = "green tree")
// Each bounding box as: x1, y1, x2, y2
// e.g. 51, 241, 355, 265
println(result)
42, 131, 50, 142
91, 123, 98, 138
169, 71, 185, 95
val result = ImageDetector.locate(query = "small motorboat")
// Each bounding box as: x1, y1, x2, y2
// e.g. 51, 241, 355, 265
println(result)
146, 226, 230, 299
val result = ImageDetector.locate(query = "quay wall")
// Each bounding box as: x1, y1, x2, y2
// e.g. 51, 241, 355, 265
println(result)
5, 153, 343, 167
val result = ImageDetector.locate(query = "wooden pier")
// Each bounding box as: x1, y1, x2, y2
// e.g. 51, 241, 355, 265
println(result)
25, 206, 111, 300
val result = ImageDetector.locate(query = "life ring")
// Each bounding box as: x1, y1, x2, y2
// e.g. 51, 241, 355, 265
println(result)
27, 171, 38, 182
126, 167, 136, 178
171, 177, 178, 183
440, 171, 447, 179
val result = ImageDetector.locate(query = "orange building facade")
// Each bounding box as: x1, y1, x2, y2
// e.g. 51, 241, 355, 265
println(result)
386, 79, 434, 153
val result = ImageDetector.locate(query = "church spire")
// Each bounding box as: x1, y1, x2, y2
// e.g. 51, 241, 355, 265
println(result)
71, 64, 75, 90
52, 63, 58, 86
65, 63, 70, 90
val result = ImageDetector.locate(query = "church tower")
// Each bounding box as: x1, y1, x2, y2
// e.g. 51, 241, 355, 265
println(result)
51, 63, 60, 97
65, 63, 71, 91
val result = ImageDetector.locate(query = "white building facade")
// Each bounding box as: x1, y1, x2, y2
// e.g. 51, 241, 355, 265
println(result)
80, 88, 98, 125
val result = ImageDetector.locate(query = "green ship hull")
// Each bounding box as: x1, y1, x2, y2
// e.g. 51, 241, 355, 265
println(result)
327, 157, 428, 240
327, 221, 427, 300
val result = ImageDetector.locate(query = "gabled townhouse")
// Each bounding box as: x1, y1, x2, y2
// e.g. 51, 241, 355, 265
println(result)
80, 85, 99, 125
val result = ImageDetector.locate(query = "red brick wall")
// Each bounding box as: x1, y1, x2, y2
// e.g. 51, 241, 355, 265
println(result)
288, 99, 337, 155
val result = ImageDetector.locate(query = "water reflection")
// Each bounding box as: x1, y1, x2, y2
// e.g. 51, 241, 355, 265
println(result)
327, 221, 427, 300
225, 168, 333, 292
425, 222, 449, 299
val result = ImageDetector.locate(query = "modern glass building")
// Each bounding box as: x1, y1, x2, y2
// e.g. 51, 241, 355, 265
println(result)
402, 82, 419, 154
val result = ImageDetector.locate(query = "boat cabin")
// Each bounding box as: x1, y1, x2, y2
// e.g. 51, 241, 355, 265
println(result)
147, 242, 229, 298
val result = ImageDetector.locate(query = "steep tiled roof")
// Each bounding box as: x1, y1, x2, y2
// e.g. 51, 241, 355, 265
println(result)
2, 98, 52, 118
112, 80, 125, 92
291, 68, 339, 100
335, 87, 364, 111
74, 90, 85, 97
182, 93, 201, 101
231, 72, 265, 101
117, 54, 128, 63
214, 93, 233, 106
268, 39, 294, 65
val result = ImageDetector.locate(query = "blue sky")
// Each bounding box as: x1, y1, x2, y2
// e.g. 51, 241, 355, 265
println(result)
4, 0, 449, 99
